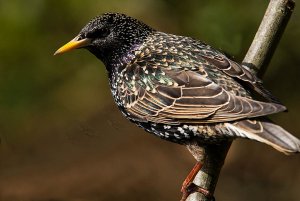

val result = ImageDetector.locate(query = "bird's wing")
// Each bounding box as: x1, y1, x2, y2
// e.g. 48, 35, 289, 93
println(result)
118, 49, 286, 124
191, 41, 282, 103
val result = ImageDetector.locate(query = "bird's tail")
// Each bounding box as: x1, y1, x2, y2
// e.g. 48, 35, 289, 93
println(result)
225, 118, 300, 154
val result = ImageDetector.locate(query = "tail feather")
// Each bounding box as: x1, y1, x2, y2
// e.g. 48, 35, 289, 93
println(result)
226, 119, 300, 154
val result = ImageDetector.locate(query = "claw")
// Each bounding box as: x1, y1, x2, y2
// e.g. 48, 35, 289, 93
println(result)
180, 183, 214, 201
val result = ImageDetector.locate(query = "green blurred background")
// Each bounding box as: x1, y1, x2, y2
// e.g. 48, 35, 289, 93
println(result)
0, 1, 300, 201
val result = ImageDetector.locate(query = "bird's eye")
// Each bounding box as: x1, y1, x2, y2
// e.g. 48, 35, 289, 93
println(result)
86, 28, 110, 39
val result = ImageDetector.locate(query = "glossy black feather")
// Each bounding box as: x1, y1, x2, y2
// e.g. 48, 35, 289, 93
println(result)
67, 13, 300, 152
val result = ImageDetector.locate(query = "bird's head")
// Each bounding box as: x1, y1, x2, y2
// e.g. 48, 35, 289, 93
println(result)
54, 13, 154, 66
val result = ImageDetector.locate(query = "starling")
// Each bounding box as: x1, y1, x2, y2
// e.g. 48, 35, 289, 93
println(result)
55, 13, 300, 200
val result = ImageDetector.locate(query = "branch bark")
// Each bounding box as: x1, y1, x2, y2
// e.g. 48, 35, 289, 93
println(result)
243, 0, 295, 76
186, 0, 295, 200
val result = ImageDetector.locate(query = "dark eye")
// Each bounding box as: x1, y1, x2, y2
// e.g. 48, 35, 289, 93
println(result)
86, 28, 110, 38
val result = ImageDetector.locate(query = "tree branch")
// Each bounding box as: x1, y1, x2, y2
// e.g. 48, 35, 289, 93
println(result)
186, 0, 295, 200
243, 0, 295, 75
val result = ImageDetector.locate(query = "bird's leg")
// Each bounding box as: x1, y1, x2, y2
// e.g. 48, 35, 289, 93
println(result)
181, 162, 202, 193
180, 162, 214, 201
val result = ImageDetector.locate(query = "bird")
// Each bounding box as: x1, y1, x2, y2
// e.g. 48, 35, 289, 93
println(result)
54, 12, 300, 200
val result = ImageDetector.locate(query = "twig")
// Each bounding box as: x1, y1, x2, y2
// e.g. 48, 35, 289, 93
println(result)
243, 0, 295, 76
186, 0, 295, 200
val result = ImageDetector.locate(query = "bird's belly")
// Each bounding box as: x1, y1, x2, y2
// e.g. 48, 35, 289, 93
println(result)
125, 117, 231, 144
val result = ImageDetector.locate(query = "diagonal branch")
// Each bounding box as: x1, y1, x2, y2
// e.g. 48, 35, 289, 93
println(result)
243, 0, 295, 76
186, 0, 295, 200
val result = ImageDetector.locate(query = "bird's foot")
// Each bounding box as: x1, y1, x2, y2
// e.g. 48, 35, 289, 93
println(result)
180, 162, 215, 201
180, 182, 214, 201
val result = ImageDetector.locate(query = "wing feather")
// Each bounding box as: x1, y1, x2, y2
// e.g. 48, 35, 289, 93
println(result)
200, 53, 282, 103
118, 35, 286, 124
123, 69, 285, 124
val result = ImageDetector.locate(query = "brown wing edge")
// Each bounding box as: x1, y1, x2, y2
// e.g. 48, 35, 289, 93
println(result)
201, 54, 283, 104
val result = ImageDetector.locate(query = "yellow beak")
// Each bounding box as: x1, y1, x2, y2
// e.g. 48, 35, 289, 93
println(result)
54, 36, 91, 55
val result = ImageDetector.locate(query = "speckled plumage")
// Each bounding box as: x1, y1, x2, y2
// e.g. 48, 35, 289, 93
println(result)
55, 12, 300, 201
57, 12, 300, 153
